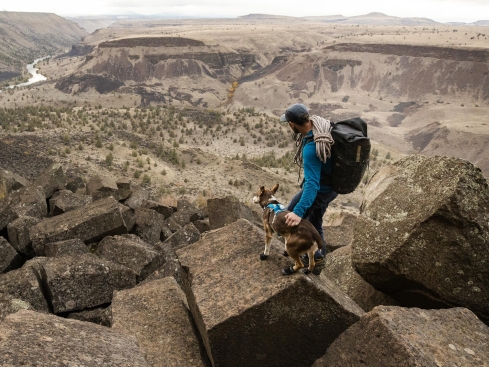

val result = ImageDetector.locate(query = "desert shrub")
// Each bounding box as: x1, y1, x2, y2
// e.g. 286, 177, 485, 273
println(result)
106, 152, 114, 166
142, 174, 151, 184
63, 133, 71, 144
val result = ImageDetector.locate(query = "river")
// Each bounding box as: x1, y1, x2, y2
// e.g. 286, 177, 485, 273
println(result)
4, 56, 50, 90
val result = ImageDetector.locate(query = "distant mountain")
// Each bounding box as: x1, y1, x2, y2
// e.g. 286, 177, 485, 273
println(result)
241, 12, 441, 26
66, 17, 121, 34
472, 20, 489, 26
238, 14, 297, 20
332, 12, 440, 26
0, 12, 87, 83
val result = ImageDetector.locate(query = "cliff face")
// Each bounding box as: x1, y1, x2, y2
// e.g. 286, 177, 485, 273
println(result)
83, 37, 260, 84
0, 12, 88, 82
275, 44, 489, 104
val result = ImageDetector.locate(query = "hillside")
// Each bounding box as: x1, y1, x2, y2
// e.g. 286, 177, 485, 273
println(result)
1, 17, 488, 207
0, 12, 87, 84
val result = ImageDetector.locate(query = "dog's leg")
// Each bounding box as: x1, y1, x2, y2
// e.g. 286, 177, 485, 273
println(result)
303, 243, 319, 274
281, 248, 304, 275
260, 226, 273, 260
283, 236, 289, 257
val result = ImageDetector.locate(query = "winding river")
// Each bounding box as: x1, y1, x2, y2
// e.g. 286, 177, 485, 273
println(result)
5, 56, 50, 90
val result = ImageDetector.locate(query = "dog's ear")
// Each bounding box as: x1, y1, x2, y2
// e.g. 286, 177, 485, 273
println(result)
259, 186, 265, 193
271, 183, 279, 193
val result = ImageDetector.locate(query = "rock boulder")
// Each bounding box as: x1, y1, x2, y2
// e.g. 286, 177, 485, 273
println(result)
48, 189, 93, 216
352, 155, 489, 321
96, 235, 164, 282
86, 175, 119, 201
314, 306, 489, 367
0, 310, 150, 366
177, 219, 364, 367
207, 196, 254, 230
40, 254, 137, 313
30, 196, 131, 253
322, 245, 398, 312
112, 278, 208, 367
0, 237, 22, 273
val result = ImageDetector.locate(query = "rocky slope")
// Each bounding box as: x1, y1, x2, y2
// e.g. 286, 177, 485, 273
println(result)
0, 155, 488, 366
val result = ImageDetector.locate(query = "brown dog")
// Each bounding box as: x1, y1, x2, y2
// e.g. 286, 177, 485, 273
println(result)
252, 183, 323, 275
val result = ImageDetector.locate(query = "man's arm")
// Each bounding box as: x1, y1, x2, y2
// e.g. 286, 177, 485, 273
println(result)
285, 141, 322, 226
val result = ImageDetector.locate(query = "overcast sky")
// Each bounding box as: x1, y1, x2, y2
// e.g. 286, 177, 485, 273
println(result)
2, 0, 489, 23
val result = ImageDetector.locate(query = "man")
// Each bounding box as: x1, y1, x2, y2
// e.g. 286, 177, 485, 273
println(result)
280, 103, 338, 275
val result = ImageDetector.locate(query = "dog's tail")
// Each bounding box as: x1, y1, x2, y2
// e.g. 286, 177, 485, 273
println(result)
313, 229, 323, 250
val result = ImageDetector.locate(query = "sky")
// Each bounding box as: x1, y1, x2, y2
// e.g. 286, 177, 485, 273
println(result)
2, 0, 489, 23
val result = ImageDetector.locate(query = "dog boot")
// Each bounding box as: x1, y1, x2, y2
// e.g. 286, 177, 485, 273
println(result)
281, 266, 295, 275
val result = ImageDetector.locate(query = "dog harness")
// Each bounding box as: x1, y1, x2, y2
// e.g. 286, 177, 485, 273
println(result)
266, 203, 285, 214
266, 203, 285, 234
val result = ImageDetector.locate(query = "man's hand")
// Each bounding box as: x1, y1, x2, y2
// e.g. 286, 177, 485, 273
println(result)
285, 212, 302, 227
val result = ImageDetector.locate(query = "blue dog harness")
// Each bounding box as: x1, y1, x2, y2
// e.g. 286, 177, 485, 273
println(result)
266, 203, 285, 214
266, 203, 286, 235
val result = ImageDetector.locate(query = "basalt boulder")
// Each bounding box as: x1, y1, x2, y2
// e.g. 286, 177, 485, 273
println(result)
116, 178, 132, 200
164, 222, 201, 250
118, 202, 135, 232
40, 254, 137, 313
142, 245, 189, 292
0, 167, 30, 194
0, 310, 150, 367
44, 238, 89, 257
67, 305, 112, 327
163, 216, 183, 233
112, 278, 208, 367
0, 292, 34, 322
0, 237, 22, 273
0, 266, 49, 312
65, 168, 86, 193
124, 187, 150, 210
171, 199, 204, 227
96, 235, 164, 282
86, 175, 119, 201
141, 199, 174, 219
133, 207, 165, 245
194, 218, 210, 233
177, 219, 364, 367
0, 185, 47, 231
352, 155, 489, 322
48, 189, 93, 217
323, 213, 357, 251
32, 163, 66, 199
313, 306, 489, 367
207, 196, 254, 230
7, 216, 42, 257
321, 245, 398, 312
30, 196, 131, 253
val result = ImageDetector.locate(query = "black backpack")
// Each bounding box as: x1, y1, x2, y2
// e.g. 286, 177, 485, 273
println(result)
305, 117, 370, 194
330, 118, 370, 194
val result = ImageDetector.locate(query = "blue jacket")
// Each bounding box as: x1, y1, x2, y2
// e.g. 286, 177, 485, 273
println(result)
292, 131, 334, 218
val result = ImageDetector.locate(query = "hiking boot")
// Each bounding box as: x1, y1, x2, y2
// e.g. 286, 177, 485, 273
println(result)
312, 256, 325, 275
300, 254, 325, 275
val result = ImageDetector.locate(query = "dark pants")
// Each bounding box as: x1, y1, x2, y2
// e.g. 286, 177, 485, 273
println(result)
286, 189, 338, 257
